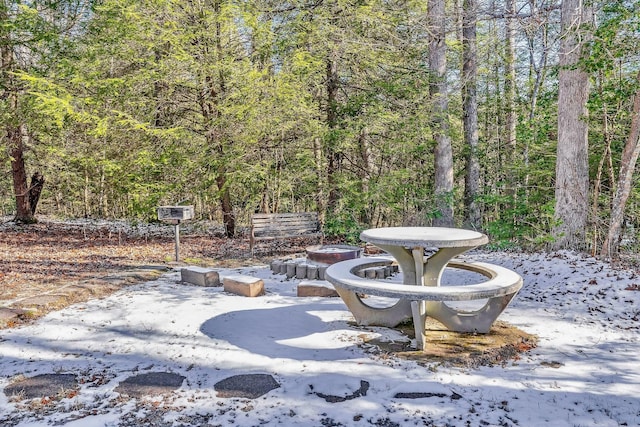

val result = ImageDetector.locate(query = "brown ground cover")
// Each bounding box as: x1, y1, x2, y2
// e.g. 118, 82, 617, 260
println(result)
0, 217, 318, 326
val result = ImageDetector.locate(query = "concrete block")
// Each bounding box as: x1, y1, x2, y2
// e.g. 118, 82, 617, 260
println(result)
318, 266, 328, 280
270, 260, 285, 274
295, 264, 307, 279
306, 264, 318, 280
181, 266, 220, 287
285, 261, 297, 278
297, 280, 339, 297
223, 275, 265, 297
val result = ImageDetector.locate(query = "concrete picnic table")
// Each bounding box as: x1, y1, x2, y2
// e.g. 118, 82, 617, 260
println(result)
326, 227, 522, 349
360, 227, 489, 288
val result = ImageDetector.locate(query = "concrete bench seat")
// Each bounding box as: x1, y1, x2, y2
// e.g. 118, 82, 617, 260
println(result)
325, 257, 523, 349
297, 280, 339, 297
181, 266, 220, 287
223, 275, 265, 297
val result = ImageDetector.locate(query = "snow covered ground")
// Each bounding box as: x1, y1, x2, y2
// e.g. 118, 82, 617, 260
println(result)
1, 250, 639, 426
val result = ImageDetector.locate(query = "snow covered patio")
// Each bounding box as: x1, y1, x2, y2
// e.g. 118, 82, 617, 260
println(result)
1, 251, 639, 426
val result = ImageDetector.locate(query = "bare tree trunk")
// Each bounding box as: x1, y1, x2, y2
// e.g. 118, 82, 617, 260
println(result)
28, 171, 45, 216
504, 0, 517, 208
2, 13, 35, 224
601, 70, 640, 258
194, 0, 236, 238
552, 0, 592, 249
505, 0, 517, 157
326, 54, 341, 212
216, 173, 235, 237
429, 0, 454, 227
313, 137, 326, 226
8, 124, 35, 223
463, 0, 481, 229
357, 128, 373, 225
83, 168, 90, 218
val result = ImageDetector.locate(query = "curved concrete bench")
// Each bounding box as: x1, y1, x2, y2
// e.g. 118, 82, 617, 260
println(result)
325, 257, 523, 349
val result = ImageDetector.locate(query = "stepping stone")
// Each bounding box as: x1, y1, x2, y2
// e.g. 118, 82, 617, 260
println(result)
181, 266, 220, 287
223, 275, 264, 297
310, 380, 369, 403
297, 280, 339, 297
115, 372, 185, 398
4, 373, 77, 400
214, 374, 280, 399
394, 391, 447, 399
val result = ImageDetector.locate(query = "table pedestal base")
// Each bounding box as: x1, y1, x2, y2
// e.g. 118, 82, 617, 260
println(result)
333, 287, 412, 327
411, 294, 519, 349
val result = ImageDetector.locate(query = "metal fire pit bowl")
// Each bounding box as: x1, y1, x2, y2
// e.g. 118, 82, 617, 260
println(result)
306, 244, 363, 265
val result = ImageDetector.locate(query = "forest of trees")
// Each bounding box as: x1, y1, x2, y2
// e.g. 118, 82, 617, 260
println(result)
1, 0, 639, 257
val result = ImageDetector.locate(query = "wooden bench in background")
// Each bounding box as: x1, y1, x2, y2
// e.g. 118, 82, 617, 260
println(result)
250, 212, 323, 256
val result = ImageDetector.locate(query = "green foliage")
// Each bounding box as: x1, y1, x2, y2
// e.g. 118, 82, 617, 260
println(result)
482, 191, 556, 250
0, 0, 638, 256
324, 212, 363, 244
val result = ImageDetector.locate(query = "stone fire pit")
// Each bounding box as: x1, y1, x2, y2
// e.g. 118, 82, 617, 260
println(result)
305, 244, 362, 265
270, 244, 396, 281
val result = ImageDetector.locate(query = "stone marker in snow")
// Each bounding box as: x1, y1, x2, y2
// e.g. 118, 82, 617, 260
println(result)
223, 275, 265, 297
181, 266, 220, 287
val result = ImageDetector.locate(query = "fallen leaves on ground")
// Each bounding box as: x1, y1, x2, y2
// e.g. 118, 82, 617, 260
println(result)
1, 217, 324, 310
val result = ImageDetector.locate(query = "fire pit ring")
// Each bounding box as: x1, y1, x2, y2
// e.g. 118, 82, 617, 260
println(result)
306, 244, 362, 265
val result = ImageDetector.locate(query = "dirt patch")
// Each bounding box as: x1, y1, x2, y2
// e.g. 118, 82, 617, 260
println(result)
4, 374, 78, 400
1, 217, 332, 329
363, 319, 538, 368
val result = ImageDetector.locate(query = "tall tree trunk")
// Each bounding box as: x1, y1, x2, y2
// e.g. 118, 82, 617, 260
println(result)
504, 0, 517, 157
504, 0, 517, 211
552, 0, 592, 249
428, 0, 454, 227
214, 0, 235, 237
463, 0, 480, 229
326, 54, 341, 212
601, 70, 640, 258
216, 172, 235, 238
8, 124, 35, 223
357, 128, 373, 225
28, 171, 45, 216
313, 137, 326, 226
2, 11, 35, 224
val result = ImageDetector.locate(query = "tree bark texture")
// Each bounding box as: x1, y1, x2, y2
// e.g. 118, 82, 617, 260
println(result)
202, 0, 235, 238
463, 0, 481, 230
216, 172, 235, 238
2, 24, 35, 224
428, 0, 454, 227
358, 128, 373, 225
8, 124, 35, 223
326, 54, 341, 213
601, 70, 640, 258
505, 0, 517, 155
553, 0, 592, 249
29, 171, 45, 216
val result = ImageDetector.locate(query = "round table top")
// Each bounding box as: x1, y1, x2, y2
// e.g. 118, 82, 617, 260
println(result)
360, 227, 488, 248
